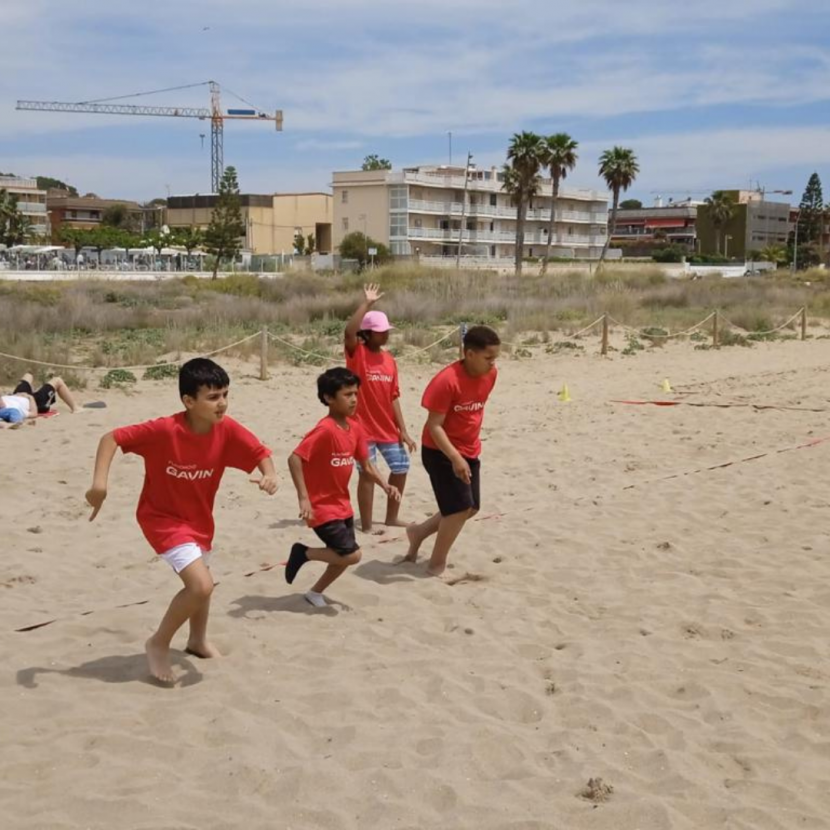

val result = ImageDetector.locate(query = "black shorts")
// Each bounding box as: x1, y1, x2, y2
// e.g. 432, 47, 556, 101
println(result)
313, 517, 360, 555
13, 380, 56, 414
422, 446, 481, 517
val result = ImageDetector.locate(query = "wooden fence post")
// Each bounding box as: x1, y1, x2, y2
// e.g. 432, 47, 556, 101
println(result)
459, 323, 467, 360
712, 310, 720, 349
801, 307, 807, 341
601, 313, 609, 356
260, 327, 269, 381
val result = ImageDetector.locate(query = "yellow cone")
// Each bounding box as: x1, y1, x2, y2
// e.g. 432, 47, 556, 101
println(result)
661, 378, 673, 393
558, 383, 572, 403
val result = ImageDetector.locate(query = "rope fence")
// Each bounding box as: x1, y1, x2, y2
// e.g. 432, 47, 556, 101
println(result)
0, 309, 810, 378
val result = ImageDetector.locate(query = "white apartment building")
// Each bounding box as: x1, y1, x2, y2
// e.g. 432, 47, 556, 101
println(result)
0, 176, 50, 240
332, 165, 608, 264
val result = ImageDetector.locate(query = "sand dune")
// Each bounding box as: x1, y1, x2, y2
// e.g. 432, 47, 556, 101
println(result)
2, 339, 830, 829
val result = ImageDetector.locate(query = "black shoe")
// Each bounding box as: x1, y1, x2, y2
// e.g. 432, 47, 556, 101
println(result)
285, 543, 309, 584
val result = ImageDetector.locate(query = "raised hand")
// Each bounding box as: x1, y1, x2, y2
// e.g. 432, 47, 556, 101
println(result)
364, 283, 384, 305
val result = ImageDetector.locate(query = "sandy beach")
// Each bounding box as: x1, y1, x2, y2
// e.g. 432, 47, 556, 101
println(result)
2, 337, 830, 829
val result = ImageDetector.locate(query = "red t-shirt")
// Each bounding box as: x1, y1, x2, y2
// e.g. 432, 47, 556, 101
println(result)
293, 416, 369, 527
114, 412, 271, 554
345, 343, 401, 444
421, 361, 497, 459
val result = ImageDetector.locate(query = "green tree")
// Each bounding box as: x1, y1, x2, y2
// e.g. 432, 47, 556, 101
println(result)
86, 226, 133, 264
795, 173, 824, 266
503, 131, 545, 275
598, 146, 640, 264
294, 230, 306, 255
173, 226, 204, 256
758, 244, 788, 266
540, 133, 578, 275
203, 166, 246, 279
0, 189, 32, 245
142, 228, 171, 256
361, 154, 392, 171
36, 176, 78, 196
306, 233, 316, 255
703, 190, 735, 256
101, 203, 140, 232
339, 232, 390, 268
620, 199, 643, 209
59, 227, 92, 259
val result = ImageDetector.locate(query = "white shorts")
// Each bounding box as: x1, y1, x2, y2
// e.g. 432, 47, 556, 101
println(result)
160, 543, 211, 574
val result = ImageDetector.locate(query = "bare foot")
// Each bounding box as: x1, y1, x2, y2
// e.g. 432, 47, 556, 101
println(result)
426, 562, 447, 578
185, 640, 221, 659
385, 518, 413, 528
402, 525, 421, 563
145, 636, 175, 683
445, 571, 486, 586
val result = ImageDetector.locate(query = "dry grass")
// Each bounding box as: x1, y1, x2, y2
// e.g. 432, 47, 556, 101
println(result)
0, 265, 826, 385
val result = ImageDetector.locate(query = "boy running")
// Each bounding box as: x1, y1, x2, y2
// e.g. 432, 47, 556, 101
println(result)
85, 358, 277, 683
286, 367, 400, 607
404, 325, 501, 576
345, 283, 416, 532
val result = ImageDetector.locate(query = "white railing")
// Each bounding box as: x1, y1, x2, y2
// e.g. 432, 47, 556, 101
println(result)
408, 227, 605, 246
408, 198, 607, 225
17, 201, 47, 213
0, 177, 38, 189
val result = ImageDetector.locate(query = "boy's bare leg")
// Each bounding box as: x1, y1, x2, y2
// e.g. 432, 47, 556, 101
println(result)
20, 372, 35, 387
306, 547, 361, 598
146, 558, 214, 683
357, 473, 375, 532
403, 512, 442, 562
384, 472, 408, 526
426, 510, 473, 576
49, 377, 78, 413
186, 592, 220, 659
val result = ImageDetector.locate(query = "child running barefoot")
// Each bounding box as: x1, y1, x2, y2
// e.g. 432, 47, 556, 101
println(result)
85, 358, 277, 683
404, 325, 500, 577
286, 367, 400, 607
345, 283, 416, 532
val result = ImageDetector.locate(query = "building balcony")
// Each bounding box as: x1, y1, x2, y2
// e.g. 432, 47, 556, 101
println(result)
407, 198, 606, 224
406, 227, 605, 246
18, 201, 48, 213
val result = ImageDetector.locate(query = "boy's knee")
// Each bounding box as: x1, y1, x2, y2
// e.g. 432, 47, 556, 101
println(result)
49, 376, 64, 388
188, 576, 214, 600
343, 549, 362, 566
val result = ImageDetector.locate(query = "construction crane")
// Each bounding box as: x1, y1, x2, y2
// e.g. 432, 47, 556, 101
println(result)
16, 80, 283, 193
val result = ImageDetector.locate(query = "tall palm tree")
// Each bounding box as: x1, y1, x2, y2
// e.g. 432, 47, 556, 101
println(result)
503, 131, 545, 275
704, 190, 735, 256
540, 133, 578, 275
598, 146, 640, 265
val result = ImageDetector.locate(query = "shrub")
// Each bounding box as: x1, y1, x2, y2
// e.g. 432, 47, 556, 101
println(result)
143, 363, 179, 381
101, 369, 137, 388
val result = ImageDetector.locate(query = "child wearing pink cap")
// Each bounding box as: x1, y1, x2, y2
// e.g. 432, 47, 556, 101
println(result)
345, 283, 416, 532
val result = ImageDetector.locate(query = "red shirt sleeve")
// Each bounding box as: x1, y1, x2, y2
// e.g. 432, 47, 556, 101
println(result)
294, 422, 326, 462
113, 418, 166, 456
223, 418, 272, 473
421, 370, 454, 414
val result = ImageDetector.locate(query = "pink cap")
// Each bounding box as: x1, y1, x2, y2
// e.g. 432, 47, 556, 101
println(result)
360, 310, 394, 332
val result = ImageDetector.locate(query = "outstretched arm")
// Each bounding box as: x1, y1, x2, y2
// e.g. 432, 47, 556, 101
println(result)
86, 431, 118, 521
345, 283, 384, 355
287, 453, 315, 523
251, 455, 278, 495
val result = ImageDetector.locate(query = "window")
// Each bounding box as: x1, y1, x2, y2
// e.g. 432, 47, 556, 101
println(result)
390, 214, 407, 237
389, 185, 407, 211
489, 222, 494, 232
341, 190, 349, 204
490, 194, 497, 207
413, 218, 422, 228
342, 217, 349, 231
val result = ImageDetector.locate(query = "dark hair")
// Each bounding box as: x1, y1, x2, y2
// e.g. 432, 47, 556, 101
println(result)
317, 366, 360, 405
463, 325, 501, 352
179, 358, 230, 399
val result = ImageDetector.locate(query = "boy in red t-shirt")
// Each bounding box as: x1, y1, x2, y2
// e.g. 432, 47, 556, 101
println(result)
345, 283, 416, 532
286, 367, 400, 607
404, 326, 501, 576
85, 358, 277, 683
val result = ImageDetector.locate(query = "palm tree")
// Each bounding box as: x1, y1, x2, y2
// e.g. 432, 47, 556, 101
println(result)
704, 190, 735, 256
540, 133, 578, 275
503, 131, 545, 275
598, 146, 640, 265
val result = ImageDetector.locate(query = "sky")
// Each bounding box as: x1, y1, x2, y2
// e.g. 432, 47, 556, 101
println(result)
1, 0, 829, 205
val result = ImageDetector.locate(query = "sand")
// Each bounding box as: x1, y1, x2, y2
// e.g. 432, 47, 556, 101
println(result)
2, 338, 830, 829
